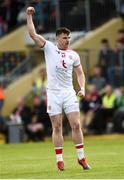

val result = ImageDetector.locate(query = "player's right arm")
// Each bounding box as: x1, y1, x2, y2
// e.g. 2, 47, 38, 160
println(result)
26, 7, 46, 48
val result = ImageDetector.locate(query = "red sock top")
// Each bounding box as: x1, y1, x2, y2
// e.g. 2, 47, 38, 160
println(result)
75, 144, 84, 149
55, 147, 63, 154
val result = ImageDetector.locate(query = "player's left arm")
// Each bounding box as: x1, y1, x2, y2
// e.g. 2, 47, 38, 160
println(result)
74, 64, 85, 97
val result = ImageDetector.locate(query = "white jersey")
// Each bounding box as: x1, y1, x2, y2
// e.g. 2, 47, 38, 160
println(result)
43, 40, 80, 90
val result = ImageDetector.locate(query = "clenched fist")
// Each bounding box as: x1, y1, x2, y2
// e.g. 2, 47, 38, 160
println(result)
26, 7, 35, 15
77, 87, 85, 97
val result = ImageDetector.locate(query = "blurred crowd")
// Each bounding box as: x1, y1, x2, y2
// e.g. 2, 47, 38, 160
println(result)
0, 67, 51, 143
0, 0, 118, 37
0, 0, 58, 37
10, 67, 51, 142
80, 28, 124, 135
0, 51, 26, 76
0, 0, 24, 37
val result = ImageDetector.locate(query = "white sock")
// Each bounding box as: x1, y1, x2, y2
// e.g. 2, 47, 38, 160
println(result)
55, 147, 63, 162
75, 143, 85, 160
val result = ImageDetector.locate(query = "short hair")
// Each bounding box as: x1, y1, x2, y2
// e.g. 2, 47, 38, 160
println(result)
101, 38, 109, 44
56, 27, 70, 37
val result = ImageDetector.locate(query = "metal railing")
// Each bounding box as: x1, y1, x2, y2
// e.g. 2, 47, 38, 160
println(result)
0, 0, 123, 40
31, 0, 118, 32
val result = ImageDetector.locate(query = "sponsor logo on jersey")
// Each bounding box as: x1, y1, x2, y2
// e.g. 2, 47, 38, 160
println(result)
56, 50, 60, 54
61, 52, 65, 58
62, 60, 67, 68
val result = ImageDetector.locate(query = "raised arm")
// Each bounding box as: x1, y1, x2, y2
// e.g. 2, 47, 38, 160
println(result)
74, 64, 86, 97
26, 7, 46, 48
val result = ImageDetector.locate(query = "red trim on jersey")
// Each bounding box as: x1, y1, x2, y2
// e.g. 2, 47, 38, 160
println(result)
40, 41, 46, 48
56, 45, 79, 52
57, 45, 71, 51
58, 47, 68, 51
73, 64, 80, 68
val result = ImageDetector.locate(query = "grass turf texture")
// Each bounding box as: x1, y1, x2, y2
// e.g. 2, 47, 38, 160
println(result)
0, 135, 124, 179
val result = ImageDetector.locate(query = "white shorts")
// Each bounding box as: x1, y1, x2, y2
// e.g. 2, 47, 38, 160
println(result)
47, 89, 79, 116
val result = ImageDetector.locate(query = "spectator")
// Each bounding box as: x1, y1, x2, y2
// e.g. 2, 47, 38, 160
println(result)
113, 86, 124, 133
80, 84, 101, 134
0, 81, 5, 114
108, 39, 124, 87
89, 85, 116, 134
0, 16, 6, 37
117, 29, 124, 43
32, 96, 51, 136
1, 0, 19, 32
114, 39, 124, 66
26, 111, 45, 142
33, 67, 47, 103
98, 38, 115, 79
114, 86, 124, 110
0, 0, 25, 35
0, 115, 8, 143
33, 0, 44, 33
89, 65, 107, 93
10, 97, 31, 141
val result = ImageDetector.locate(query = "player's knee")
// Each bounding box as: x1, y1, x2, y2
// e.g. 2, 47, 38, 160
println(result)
71, 122, 81, 131
53, 124, 61, 134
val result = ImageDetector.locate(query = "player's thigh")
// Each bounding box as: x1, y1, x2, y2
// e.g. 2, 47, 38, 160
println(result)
63, 91, 79, 114
50, 114, 63, 129
66, 111, 81, 129
47, 90, 62, 115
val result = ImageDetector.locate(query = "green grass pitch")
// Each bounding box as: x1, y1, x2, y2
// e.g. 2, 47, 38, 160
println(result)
0, 135, 124, 179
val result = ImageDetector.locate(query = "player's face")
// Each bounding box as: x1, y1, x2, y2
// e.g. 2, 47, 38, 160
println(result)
57, 33, 70, 50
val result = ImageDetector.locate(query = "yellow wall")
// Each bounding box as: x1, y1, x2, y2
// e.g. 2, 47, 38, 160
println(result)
2, 64, 44, 116
0, 24, 45, 115
0, 26, 28, 52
